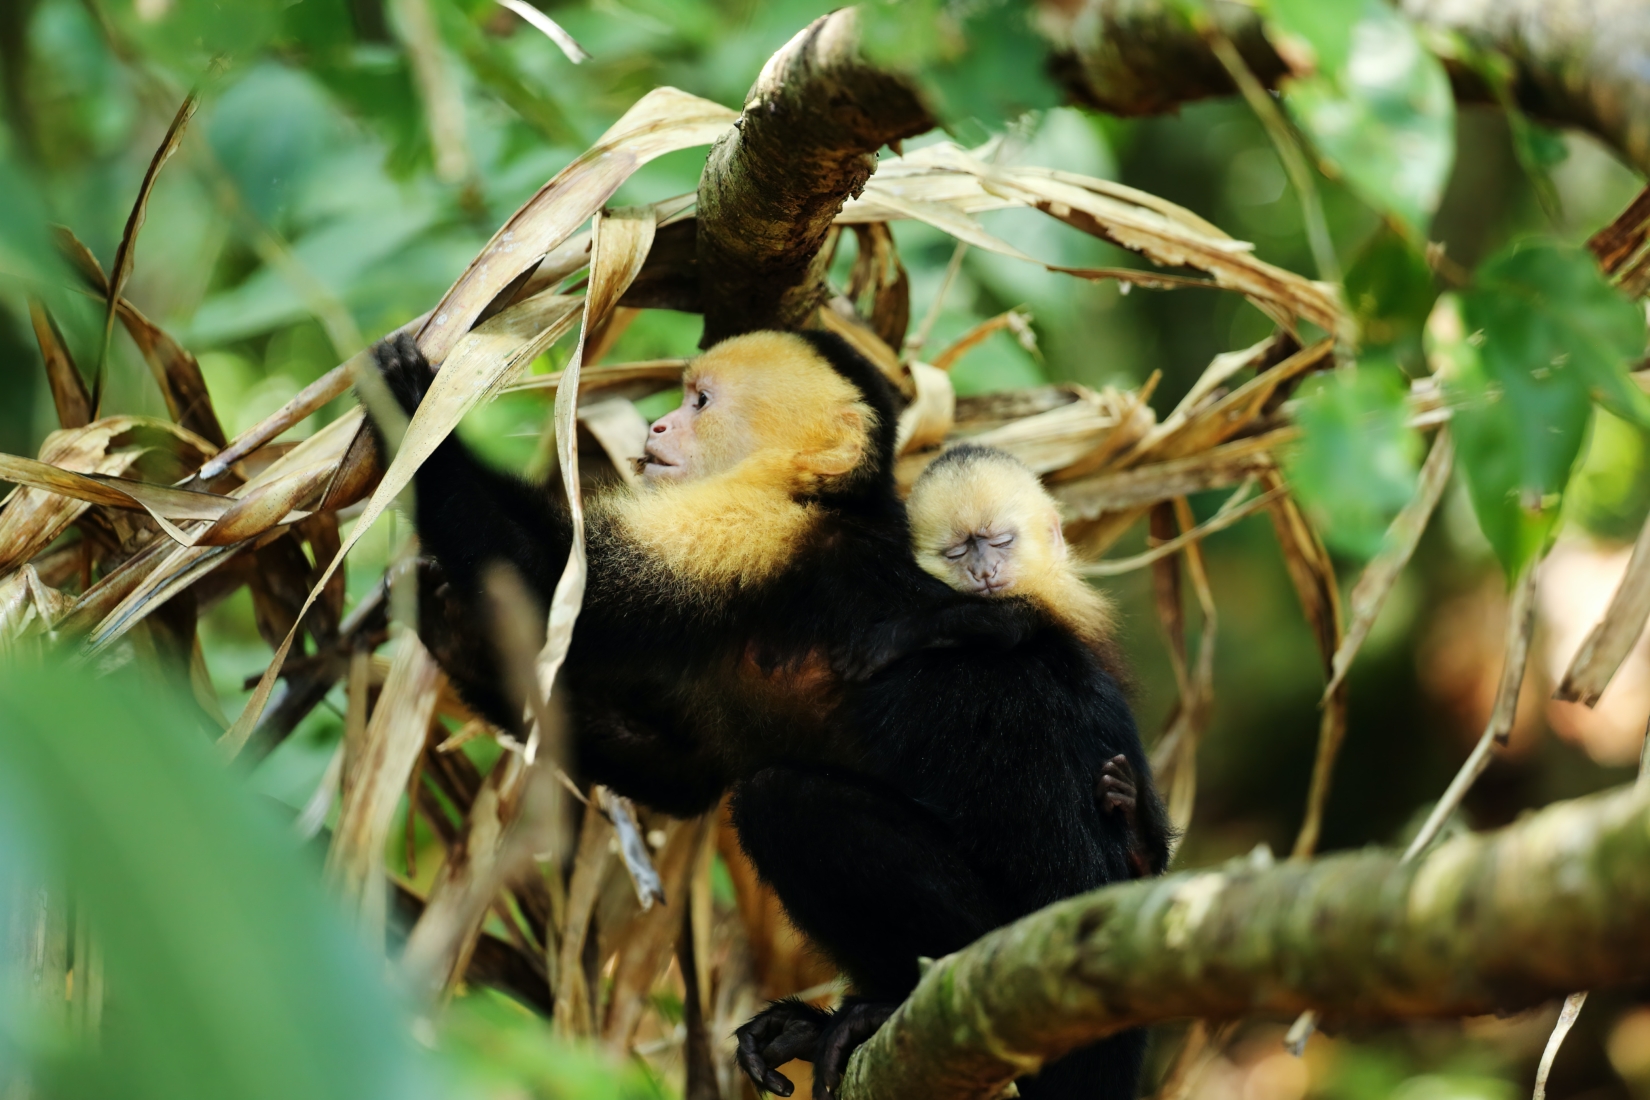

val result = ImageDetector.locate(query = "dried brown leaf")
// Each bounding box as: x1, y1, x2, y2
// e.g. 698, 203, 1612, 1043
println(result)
602, 816, 713, 1052
1125, 338, 1329, 467
100, 90, 200, 390
1081, 484, 1279, 577
327, 634, 443, 940
29, 299, 91, 430
504, 359, 687, 403
1052, 429, 1290, 520
1046, 373, 1160, 484
846, 222, 910, 350
418, 88, 734, 364
894, 363, 955, 456
554, 799, 615, 1037
0, 421, 145, 573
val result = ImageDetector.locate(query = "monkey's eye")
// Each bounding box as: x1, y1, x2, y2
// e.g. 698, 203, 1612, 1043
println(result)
942, 544, 969, 560
988, 533, 1015, 548
694, 390, 711, 410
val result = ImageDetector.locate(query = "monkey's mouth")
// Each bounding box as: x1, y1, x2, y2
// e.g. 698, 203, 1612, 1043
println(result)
637, 449, 681, 477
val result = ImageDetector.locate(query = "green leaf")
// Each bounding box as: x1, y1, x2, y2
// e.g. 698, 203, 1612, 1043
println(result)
1474, 242, 1650, 431
1443, 241, 1650, 576
859, 0, 1059, 128
1344, 224, 1438, 372
1285, 361, 1422, 559
0, 659, 432, 1100
106, 0, 284, 78
1268, 0, 1455, 238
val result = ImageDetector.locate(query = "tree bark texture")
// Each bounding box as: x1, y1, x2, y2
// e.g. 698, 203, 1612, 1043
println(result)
696, 9, 934, 345
840, 783, 1650, 1100
1040, 0, 1650, 177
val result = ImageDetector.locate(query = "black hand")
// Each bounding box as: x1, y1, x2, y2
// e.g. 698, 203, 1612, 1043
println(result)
736, 1000, 831, 1097
1099, 754, 1138, 826
371, 331, 435, 417
813, 1000, 895, 1100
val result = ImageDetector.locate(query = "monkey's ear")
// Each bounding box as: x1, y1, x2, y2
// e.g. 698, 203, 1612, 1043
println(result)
1047, 510, 1067, 561
798, 408, 869, 480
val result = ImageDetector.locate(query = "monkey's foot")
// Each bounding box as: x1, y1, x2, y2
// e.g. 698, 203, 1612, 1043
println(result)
736, 998, 831, 1097
813, 999, 896, 1100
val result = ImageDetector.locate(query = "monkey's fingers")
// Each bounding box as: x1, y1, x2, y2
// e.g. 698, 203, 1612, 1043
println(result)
813, 1001, 895, 1100
737, 1001, 830, 1097
1100, 758, 1139, 804
371, 332, 434, 415
736, 1031, 797, 1096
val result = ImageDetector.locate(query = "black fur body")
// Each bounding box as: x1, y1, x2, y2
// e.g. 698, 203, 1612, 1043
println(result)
367, 330, 1167, 1098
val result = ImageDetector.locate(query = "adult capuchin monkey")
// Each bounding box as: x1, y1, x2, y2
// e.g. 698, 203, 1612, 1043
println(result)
366, 329, 1164, 1100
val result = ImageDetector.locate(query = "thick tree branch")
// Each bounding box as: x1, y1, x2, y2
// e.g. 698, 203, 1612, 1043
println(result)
841, 783, 1650, 1100
696, 9, 934, 345
1040, 0, 1650, 177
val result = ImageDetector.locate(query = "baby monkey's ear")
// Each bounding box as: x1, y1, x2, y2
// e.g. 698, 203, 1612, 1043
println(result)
1047, 509, 1067, 562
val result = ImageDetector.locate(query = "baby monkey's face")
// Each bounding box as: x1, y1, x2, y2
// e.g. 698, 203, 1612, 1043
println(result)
940, 524, 1022, 595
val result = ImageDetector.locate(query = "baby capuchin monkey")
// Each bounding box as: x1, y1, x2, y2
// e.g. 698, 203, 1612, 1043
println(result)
907, 443, 1169, 878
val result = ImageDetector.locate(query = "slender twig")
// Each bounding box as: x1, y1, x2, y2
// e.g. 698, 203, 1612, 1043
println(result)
1532, 991, 1588, 1100
1288, 555, 1542, 1053
1404, 560, 1539, 860
1201, 24, 1341, 289
1531, 711, 1650, 1097
907, 239, 969, 354
1081, 483, 1276, 577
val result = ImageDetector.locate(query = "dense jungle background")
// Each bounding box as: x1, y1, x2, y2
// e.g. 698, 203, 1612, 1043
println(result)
2, 1, 1649, 1099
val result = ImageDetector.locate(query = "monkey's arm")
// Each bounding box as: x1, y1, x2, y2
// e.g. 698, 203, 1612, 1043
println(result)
365, 334, 572, 604
832, 596, 1044, 681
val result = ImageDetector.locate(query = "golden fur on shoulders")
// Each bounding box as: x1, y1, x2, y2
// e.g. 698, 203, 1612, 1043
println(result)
603, 465, 820, 596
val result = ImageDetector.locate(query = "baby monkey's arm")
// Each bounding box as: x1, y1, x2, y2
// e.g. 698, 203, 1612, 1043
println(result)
831, 597, 1044, 681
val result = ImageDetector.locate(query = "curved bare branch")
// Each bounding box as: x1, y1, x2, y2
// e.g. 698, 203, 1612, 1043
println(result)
696, 9, 934, 344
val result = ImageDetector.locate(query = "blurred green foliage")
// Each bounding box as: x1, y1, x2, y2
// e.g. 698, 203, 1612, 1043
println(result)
1442, 242, 1648, 576
1, 0, 1648, 1096
1267, 0, 1456, 239
1286, 363, 1420, 559
0, 657, 433, 1100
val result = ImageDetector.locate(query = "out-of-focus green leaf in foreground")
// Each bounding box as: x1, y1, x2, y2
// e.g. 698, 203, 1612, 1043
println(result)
1266, 0, 1455, 240
0, 656, 433, 1100
1344, 224, 1438, 373
0, 655, 655, 1100
1286, 362, 1421, 559
440, 991, 665, 1100
1441, 241, 1650, 578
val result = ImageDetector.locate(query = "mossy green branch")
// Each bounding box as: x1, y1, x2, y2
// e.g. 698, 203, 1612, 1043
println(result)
841, 783, 1650, 1100
1040, 0, 1650, 176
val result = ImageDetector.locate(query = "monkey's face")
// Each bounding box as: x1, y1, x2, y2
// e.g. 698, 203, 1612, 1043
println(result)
940, 524, 1022, 595
640, 372, 742, 482
640, 332, 873, 490
910, 450, 1067, 597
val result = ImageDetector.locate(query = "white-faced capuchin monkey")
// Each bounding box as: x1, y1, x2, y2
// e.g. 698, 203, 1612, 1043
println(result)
904, 443, 1169, 878
366, 331, 1165, 1100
